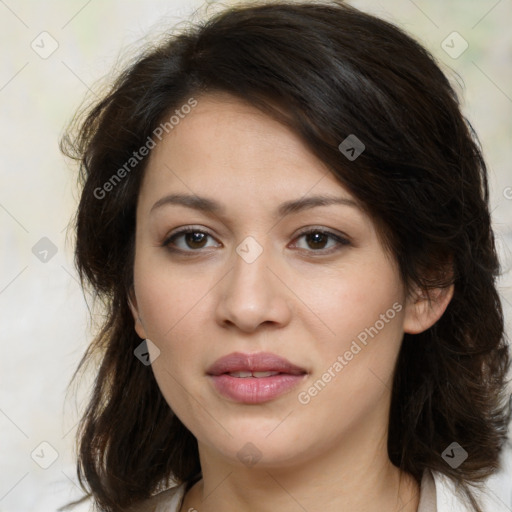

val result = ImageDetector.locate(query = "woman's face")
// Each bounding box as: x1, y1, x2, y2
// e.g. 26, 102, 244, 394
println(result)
129, 92, 426, 470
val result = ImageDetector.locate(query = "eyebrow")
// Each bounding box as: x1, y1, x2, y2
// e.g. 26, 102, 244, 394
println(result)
150, 193, 360, 218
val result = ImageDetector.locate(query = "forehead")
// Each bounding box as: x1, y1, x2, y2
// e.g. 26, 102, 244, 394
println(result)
140, 92, 353, 207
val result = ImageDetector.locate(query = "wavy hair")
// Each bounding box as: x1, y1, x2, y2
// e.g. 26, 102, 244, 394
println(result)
60, 1, 511, 511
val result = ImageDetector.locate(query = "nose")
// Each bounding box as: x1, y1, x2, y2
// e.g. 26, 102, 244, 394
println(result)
214, 240, 292, 333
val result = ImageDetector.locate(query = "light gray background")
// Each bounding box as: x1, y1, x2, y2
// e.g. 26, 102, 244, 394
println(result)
1, 1, 511, 511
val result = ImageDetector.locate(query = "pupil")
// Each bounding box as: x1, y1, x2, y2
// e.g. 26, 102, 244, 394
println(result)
186, 232, 206, 248
307, 232, 326, 249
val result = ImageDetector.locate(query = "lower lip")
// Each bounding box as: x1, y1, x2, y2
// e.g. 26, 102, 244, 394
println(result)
209, 374, 306, 404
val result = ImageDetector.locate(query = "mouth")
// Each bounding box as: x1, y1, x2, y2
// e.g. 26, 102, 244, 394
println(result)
223, 370, 287, 378
206, 351, 307, 376
206, 352, 308, 404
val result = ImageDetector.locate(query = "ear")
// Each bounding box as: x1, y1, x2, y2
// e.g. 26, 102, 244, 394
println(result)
403, 283, 454, 334
127, 286, 148, 339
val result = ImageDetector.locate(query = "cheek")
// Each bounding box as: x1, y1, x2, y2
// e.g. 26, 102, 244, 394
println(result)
299, 269, 405, 423
305, 260, 404, 354
133, 266, 211, 426
133, 252, 209, 340
132, 256, 213, 373
296, 303, 404, 441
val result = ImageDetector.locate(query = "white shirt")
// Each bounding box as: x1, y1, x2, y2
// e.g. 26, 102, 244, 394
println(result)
140, 455, 512, 512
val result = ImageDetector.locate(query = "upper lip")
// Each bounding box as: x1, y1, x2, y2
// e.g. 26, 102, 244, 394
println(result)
207, 352, 307, 376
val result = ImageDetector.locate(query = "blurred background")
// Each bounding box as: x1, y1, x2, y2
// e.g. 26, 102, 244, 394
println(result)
1, 0, 511, 510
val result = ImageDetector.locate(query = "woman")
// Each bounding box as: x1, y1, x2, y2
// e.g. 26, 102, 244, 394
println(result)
61, 1, 512, 511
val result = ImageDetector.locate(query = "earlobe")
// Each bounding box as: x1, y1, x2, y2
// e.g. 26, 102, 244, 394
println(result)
127, 287, 148, 339
403, 283, 454, 334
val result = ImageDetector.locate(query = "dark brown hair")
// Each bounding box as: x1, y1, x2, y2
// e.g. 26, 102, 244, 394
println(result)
61, 1, 511, 511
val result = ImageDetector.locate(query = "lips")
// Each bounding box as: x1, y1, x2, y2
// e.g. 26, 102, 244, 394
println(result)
206, 352, 307, 377
207, 352, 308, 404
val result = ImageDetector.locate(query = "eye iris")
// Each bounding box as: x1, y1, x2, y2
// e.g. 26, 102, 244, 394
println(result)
186, 232, 207, 248
306, 232, 328, 249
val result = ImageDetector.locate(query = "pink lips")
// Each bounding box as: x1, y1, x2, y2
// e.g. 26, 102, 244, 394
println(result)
207, 352, 308, 404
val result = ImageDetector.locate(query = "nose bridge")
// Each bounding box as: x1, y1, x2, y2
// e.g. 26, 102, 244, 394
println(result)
215, 234, 291, 331
233, 235, 270, 286
230, 234, 273, 302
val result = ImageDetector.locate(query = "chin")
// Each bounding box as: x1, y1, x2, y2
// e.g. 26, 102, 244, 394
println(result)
202, 428, 314, 469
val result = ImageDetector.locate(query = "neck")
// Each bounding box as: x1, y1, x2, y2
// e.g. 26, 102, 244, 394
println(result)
180, 429, 420, 512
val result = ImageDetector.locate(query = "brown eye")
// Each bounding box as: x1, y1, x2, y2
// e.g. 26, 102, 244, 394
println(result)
162, 228, 220, 252
183, 232, 208, 249
293, 229, 350, 254
304, 232, 329, 250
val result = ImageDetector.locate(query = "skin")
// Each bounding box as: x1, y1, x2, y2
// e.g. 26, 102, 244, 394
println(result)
128, 92, 453, 512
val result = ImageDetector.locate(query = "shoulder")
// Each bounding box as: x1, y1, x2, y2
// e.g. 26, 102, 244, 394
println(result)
430, 440, 512, 512
125, 482, 188, 512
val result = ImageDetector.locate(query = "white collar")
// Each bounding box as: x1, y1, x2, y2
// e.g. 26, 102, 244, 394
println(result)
149, 444, 512, 512
426, 462, 512, 512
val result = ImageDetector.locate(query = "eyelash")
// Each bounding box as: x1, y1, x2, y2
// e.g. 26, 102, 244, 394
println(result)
161, 226, 351, 256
